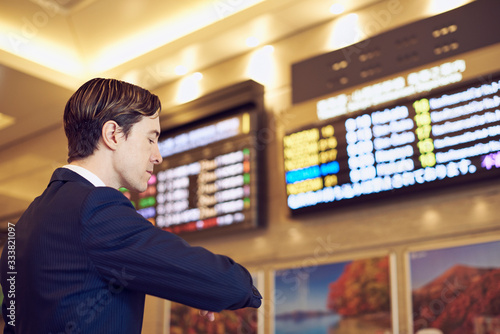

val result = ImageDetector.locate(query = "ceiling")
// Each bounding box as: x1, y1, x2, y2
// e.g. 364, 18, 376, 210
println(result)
0, 0, 389, 223
0, 0, 387, 148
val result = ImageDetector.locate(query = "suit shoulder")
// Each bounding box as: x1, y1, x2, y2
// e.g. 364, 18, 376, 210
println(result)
81, 186, 136, 212
86, 186, 130, 200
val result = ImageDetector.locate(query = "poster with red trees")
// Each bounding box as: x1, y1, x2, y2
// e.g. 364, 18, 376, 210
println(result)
169, 304, 258, 334
409, 240, 500, 334
274, 256, 393, 333
168, 272, 261, 334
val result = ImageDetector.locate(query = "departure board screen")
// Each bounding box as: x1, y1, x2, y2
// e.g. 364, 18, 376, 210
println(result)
127, 109, 261, 235
284, 73, 500, 213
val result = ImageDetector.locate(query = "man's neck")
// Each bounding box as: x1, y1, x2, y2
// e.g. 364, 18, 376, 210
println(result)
68, 157, 115, 188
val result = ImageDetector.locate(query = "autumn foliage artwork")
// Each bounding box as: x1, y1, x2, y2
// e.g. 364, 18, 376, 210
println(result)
274, 256, 392, 334
410, 240, 500, 334
327, 257, 391, 317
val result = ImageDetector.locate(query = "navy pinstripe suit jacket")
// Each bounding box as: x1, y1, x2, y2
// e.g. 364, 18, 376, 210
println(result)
0, 168, 261, 333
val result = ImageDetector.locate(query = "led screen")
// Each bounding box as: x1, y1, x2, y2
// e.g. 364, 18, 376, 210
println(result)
284, 73, 500, 213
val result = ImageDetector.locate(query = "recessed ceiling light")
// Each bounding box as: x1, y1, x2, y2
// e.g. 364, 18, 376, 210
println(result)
330, 3, 345, 14
262, 45, 274, 54
0, 113, 15, 131
430, 0, 469, 15
174, 65, 188, 76
192, 72, 203, 81
246, 36, 260, 47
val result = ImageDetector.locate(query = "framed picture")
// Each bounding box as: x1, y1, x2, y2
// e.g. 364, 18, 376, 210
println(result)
408, 238, 500, 334
167, 271, 263, 334
272, 254, 396, 334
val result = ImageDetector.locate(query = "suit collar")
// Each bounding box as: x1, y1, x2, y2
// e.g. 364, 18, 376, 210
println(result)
62, 164, 106, 187
49, 168, 95, 187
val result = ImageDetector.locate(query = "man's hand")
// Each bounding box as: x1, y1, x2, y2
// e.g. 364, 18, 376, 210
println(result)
199, 310, 215, 321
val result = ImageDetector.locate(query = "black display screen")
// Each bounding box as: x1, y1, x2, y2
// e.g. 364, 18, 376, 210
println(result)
284, 73, 500, 213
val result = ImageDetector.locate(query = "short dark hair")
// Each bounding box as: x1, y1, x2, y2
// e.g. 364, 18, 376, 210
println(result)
63, 78, 161, 163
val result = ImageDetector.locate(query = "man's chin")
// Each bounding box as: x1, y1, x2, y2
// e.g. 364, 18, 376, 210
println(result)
135, 185, 148, 193
123, 183, 147, 194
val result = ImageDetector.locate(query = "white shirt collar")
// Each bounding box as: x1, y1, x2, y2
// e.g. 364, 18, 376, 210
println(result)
62, 164, 107, 187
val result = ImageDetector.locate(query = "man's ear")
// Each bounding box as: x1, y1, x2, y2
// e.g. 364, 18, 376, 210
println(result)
101, 120, 123, 151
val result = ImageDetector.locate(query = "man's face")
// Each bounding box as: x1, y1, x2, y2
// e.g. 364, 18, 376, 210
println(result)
114, 114, 162, 193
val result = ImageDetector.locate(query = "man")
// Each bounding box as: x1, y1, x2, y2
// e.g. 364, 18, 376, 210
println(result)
0, 78, 261, 333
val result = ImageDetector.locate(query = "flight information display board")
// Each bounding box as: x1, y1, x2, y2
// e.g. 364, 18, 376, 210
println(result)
128, 109, 261, 235
284, 73, 500, 213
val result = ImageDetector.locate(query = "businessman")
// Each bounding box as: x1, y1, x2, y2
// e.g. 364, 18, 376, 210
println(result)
0, 78, 261, 333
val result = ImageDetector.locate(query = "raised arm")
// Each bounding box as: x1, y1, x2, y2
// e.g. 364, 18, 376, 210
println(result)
80, 187, 261, 312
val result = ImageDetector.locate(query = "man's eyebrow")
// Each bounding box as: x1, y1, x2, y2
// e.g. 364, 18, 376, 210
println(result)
150, 130, 160, 138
